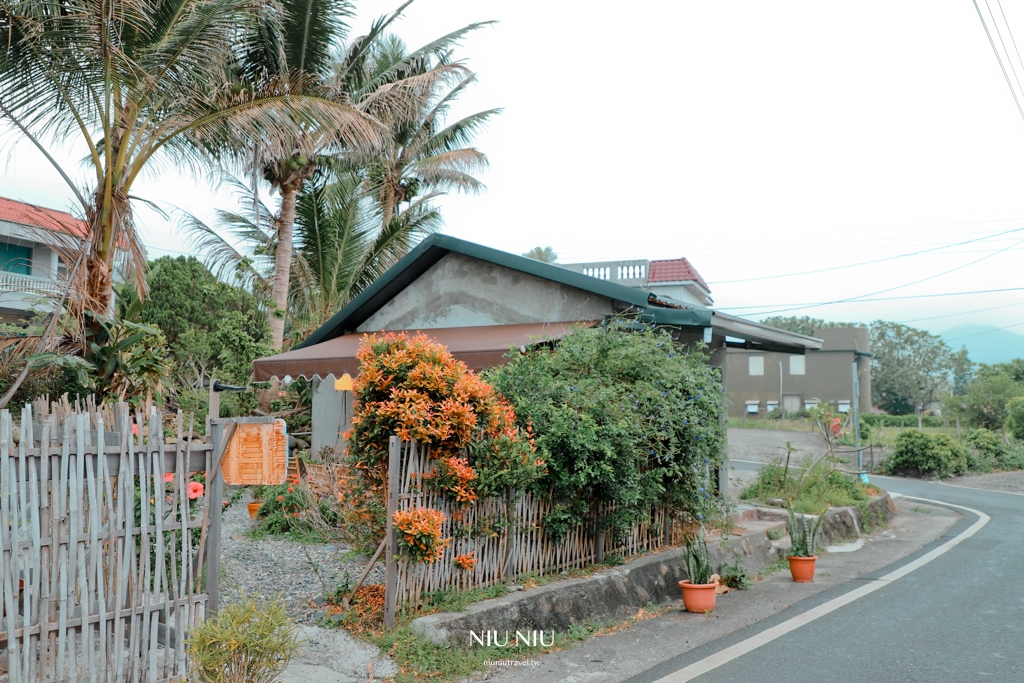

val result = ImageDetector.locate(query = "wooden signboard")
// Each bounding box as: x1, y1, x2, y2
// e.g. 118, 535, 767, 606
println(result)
221, 418, 289, 485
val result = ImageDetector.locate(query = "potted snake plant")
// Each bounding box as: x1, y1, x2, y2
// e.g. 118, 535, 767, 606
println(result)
786, 501, 831, 582
678, 526, 718, 612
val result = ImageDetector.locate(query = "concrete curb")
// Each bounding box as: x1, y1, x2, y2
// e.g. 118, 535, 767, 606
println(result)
410, 494, 897, 645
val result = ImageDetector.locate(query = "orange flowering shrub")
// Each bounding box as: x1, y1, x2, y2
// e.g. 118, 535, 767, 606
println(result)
340, 332, 544, 553
425, 456, 478, 504
393, 507, 450, 563
347, 333, 521, 485
454, 552, 477, 571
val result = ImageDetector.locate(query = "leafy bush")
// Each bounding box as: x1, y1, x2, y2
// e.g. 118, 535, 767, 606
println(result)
965, 428, 1007, 472
186, 592, 299, 683
487, 321, 726, 539
885, 430, 967, 478
1006, 396, 1024, 441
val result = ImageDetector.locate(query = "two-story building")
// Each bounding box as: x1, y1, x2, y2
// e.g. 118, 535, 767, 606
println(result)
725, 327, 872, 417
0, 196, 85, 324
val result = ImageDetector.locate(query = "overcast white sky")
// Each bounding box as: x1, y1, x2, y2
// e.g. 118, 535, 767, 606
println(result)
4, 1, 1024, 341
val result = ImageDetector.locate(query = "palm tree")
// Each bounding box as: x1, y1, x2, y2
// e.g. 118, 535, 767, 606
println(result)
181, 171, 441, 343
523, 247, 558, 263
288, 174, 442, 337
0, 0, 377, 317
357, 36, 501, 234
241, 0, 488, 349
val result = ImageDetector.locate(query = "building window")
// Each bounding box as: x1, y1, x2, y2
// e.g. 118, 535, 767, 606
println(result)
745, 400, 760, 414
766, 400, 779, 413
748, 356, 764, 376
789, 355, 805, 375
837, 400, 851, 413
804, 399, 819, 410
0, 243, 31, 276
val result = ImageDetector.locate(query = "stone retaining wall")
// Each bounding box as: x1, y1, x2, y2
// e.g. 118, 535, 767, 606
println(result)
410, 494, 897, 645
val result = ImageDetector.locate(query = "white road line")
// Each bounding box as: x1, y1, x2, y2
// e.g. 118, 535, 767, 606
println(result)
729, 459, 768, 465
651, 495, 990, 683
938, 481, 1024, 497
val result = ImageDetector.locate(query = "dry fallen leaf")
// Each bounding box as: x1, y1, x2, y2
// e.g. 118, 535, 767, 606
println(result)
711, 574, 731, 593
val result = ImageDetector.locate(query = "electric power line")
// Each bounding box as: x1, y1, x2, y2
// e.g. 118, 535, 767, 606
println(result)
720, 236, 1024, 317
974, 0, 1024, 123
898, 300, 1024, 324
717, 286, 1024, 311
706, 224, 1024, 284
944, 319, 1024, 342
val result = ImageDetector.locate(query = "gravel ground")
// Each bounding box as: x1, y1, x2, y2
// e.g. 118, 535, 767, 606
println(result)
219, 490, 386, 623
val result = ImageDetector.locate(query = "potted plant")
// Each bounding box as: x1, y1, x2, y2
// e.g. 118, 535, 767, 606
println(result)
248, 486, 265, 519
786, 501, 830, 582
678, 526, 718, 612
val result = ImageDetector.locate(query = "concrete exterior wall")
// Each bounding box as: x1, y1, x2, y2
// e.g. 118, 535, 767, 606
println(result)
357, 253, 618, 331
310, 375, 353, 458
724, 327, 871, 417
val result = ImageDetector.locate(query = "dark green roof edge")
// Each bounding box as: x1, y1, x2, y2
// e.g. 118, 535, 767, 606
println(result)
297, 234, 712, 349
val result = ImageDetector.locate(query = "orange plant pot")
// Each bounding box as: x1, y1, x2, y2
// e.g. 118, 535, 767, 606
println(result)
679, 580, 718, 613
787, 555, 817, 582
247, 502, 261, 519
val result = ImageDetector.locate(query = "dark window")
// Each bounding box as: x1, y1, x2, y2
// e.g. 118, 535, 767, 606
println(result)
0, 243, 31, 275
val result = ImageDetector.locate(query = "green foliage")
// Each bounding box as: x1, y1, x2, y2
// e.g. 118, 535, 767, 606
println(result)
740, 459, 870, 513
522, 246, 558, 263
185, 592, 300, 683
786, 501, 829, 557
955, 365, 1024, 430
684, 526, 713, 585
130, 257, 270, 386
861, 414, 945, 428
66, 301, 172, 407
885, 430, 967, 478
870, 320, 956, 416
965, 428, 1007, 472
1005, 397, 1024, 441
486, 322, 726, 540
720, 557, 752, 590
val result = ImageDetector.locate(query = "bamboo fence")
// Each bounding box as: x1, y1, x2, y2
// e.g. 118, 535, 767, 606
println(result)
386, 439, 683, 612
0, 401, 214, 683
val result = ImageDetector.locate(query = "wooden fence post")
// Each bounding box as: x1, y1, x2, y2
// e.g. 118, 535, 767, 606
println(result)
384, 436, 400, 629
205, 420, 235, 616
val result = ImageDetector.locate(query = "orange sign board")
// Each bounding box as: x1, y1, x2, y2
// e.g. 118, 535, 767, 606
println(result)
221, 419, 289, 485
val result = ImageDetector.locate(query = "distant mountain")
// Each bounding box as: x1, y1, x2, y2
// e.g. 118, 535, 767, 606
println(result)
941, 325, 1024, 365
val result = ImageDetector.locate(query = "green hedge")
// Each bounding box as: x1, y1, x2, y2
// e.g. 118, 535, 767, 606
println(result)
861, 414, 945, 429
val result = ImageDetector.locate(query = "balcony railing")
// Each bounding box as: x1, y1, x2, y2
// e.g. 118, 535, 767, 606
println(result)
0, 271, 62, 297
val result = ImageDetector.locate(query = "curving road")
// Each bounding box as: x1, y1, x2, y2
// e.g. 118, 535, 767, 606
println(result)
626, 474, 1024, 683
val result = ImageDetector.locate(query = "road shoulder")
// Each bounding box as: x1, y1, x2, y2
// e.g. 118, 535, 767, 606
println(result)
473, 498, 958, 683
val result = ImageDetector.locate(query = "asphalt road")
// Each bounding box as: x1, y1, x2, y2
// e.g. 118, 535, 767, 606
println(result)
626, 474, 1024, 683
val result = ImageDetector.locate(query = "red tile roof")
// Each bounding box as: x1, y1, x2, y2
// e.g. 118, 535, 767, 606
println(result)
648, 257, 710, 292
0, 196, 89, 239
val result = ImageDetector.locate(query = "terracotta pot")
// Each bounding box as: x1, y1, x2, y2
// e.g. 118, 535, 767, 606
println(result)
787, 555, 817, 582
679, 580, 718, 613
248, 502, 261, 519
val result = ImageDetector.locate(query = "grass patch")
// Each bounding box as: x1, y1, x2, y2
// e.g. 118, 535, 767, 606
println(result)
740, 458, 876, 514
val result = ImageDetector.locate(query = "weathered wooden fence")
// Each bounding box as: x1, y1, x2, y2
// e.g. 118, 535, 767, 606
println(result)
0, 402, 215, 683
384, 439, 679, 622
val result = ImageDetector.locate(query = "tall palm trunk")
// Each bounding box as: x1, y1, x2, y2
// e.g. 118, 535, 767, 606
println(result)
270, 184, 299, 350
